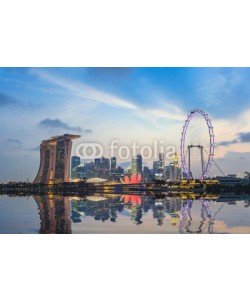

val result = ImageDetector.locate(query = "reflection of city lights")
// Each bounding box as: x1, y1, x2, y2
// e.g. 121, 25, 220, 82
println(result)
172, 218, 177, 226
33, 193, 220, 233
123, 195, 142, 206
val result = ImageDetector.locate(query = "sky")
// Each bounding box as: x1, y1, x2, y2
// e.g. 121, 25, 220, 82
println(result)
1, 67, 250, 182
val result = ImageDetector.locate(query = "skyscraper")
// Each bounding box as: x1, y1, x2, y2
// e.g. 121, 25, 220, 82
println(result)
94, 158, 101, 176
71, 156, 81, 179
165, 164, 171, 180
111, 157, 117, 176
169, 152, 182, 181
136, 154, 142, 173
159, 152, 165, 168
116, 166, 124, 179
34, 134, 80, 184
95, 158, 101, 170
153, 160, 162, 173
131, 157, 138, 174
101, 157, 110, 179
153, 160, 164, 179
130, 154, 143, 174
143, 166, 153, 182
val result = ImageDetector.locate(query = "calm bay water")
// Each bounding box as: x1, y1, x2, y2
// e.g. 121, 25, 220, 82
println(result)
1, 194, 250, 233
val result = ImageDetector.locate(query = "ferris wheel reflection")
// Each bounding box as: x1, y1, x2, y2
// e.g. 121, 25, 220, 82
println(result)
179, 199, 214, 234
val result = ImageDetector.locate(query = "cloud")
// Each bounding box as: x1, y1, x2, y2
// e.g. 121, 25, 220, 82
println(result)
141, 105, 186, 122
4, 138, 22, 149
29, 146, 40, 151
218, 131, 250, 146
32, 69, 138, 110
38, 118, 92, 134
0, 92, 16, 106
6, 138, 22, 145
84, 129, 92, 134
32, 69, 187, 124
218, 140, 237, 146
238, 132, 250, 143
0, 90, 42, 109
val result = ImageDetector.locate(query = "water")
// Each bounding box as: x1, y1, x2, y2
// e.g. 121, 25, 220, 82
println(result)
1, 194, 250, 233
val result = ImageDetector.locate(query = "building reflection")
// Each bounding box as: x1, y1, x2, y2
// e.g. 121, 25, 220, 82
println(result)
70, 194, 184, 228
33, 194, 72, 234
122, 195, 142, 206
32, 193, 240, 233
71, 196, 123, 223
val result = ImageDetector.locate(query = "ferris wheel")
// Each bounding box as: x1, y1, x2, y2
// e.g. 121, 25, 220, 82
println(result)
180, 109, 215, 179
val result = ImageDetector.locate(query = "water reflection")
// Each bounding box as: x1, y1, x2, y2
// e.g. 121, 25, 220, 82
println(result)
34, 194, 72, 234
32, 193, 219, 233
179, 199, 214, 233
2, 193, 250, 233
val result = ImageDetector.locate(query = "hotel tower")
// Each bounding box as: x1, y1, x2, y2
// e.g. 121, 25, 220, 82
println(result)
33, 134, 80, 184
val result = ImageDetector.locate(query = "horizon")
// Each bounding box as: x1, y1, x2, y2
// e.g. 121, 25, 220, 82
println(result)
1, 67, 250, 182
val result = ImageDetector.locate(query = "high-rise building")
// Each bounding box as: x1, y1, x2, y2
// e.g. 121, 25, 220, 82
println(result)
152, 153, 165, 179
100, 157, 110, 179
131, 157, 138, 174
159, 152, 165, 168
111, 157, 117, 176
143, 166, 154, 182
83, 162, 96, 178
101, 157, 110, 170
116, 166, 124, 180
95, 158, 101, 169
71, 156, 81, 179
136, 154, 143, 173
102, 157, 110, 169
153, 160, 161, 173
34, 134, 80, 184
165, 165, 171, 180
169, 152, 182, 181
94, 158, 101, 177
153, 160, 164, 179
172, 152, 179, 168
130, 154, 143, 174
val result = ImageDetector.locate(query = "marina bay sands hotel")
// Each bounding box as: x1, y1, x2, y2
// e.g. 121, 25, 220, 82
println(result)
33, 134, 80, 184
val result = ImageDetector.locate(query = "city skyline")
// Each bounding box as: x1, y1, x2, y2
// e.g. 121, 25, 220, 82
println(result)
1, 67, 250, 182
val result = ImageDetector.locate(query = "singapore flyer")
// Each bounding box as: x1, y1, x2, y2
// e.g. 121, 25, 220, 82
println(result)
180, 109, 215, 179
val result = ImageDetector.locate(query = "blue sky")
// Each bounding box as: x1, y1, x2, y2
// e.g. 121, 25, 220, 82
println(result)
1, 67, 250, 182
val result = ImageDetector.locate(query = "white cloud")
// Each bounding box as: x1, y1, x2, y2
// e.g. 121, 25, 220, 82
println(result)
142, 106, 186, 122
31, 69, 187, 124
31, 69, 138, 110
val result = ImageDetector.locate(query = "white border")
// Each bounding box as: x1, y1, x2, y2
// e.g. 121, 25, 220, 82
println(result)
1, 0, 250, 299
1, 0, 250, 67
